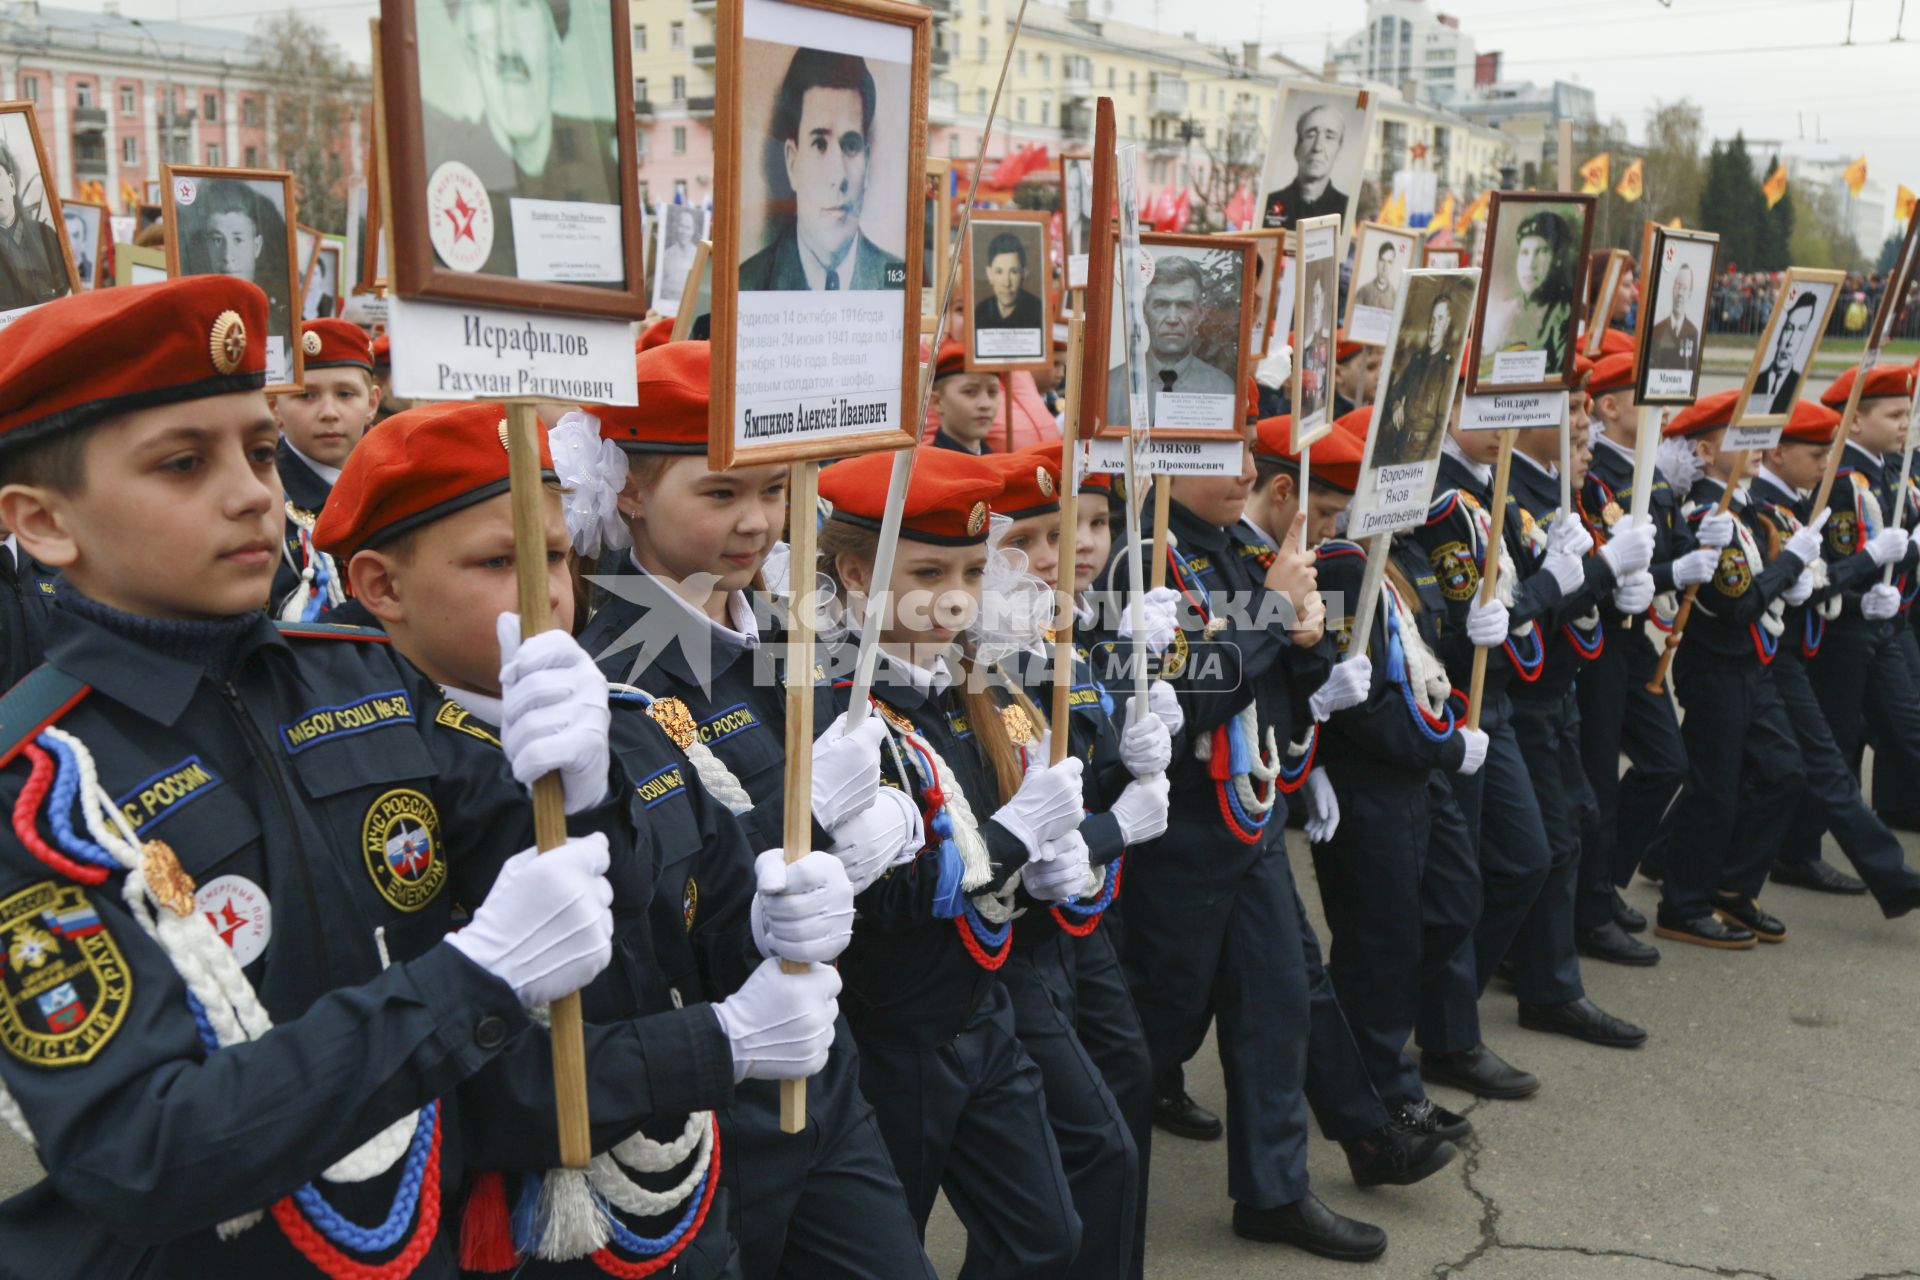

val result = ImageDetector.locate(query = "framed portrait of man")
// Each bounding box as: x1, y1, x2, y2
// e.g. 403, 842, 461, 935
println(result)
1345, 221, 1417, 347
1291, 213, 1341, 449
1226, 227, 1287, 359
1633, 225, 1718, 405
1467, 190, 1594, 395
1731, 268, 1844, 433
1423, 244, 1463, 270
62, 196, 109, 291
964, 209, 1050, 371
652, 201, 705, 316
0, 102, 78, 322
1063, 155, 1094, 290
712, 0, 929, 467
305, 237, 346, 321
923, 156, 950, 321
381, 0, 647, 316
162, 166, 303, 391
295, 223, 321, 302
1259, 80, 1375, 238
1099, 233, 1253, 442
669, 240, 714, 340
1351, 268, 1480, 537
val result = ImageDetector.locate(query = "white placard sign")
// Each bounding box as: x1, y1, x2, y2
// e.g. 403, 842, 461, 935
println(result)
1349, 460, 1441, 537
509, 199, 625, 283
1725, 423, 1784, 453
342, 293, 391, 329
389, 296, 640, 404
1460, 390, 1566, 432
1491, 350, 1548, 384
1087, 436, 1246, 476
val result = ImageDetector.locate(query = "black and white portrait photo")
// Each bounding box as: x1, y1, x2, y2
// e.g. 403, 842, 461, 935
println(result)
1472, 192, 1593, 393
1638, 226, 1718, 403
1240, 229, 1285, 357
966, 213, 1048, 367
1424, 245, 1463, 270
1737, 271, 1841, 426
1259, 81, 1375, 236
0, 105, 75, 318
62, 198, 107, 291
1105, 238, 1250, 436
1063, 156, 1093, 289
1291, 214, 1340, 446
304, 240, 342, 321
1345, 222, 1417, 347
165, 168, 299, 386
653, 201, 704, 315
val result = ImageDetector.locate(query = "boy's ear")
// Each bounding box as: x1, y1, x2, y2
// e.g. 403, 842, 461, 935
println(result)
347, 550, 404, 625
0, 484, 78, 569
837, 552, 871, 599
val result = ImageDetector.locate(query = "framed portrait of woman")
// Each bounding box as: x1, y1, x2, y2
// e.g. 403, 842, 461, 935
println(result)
1466, 190, 1595, 396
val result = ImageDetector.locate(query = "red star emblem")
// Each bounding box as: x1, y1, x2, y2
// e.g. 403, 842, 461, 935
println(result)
1410, 142, 1429, 161
206, 898, 246, 949
444, 192, 480, 244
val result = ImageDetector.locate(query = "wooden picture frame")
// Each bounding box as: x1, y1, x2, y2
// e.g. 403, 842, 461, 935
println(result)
60, 196, 111, 291
1290, 212, 1342, 449
1224, 226, 1288, 359
669, 240, 714, 340
1077, 99, 1120, 440
1870, 213, 1920, 350
379, 0, 648, 318
710, 0, 930, 468
1465, 190, 1595, 396
1632, 224, 1719, 406
1062, 154, 1094, 290
1423, 244, 1463, 270
1582, 248, 1629, 357
141, 178, 162, 206
161, 164, 304, 392
295, 223, 322, 309
923, 156, 950, 326
1729, 267, 1845, 431
1344, 220, 1418, 348
652, 201, 706, 318
0, 100, 80, 315
114, 242, 167, 288
963, 208, 1052, 374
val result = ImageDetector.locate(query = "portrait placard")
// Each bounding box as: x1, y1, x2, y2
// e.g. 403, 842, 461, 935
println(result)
1727, 267, 1845, 448
1345, 221, 1417, 348
1467, 190, 1594, 395
1228, 227, 1287, 358
142, 179, 162, 206
387, 294, 638, 402
711, 0, 929, 467
0, 101, 78, 325
1063, 155, 1094, 290
652, 202, 705, 317
1582, 248, 1629, 357
305, 237, 346, 320
1290, 213, 1341, 450
1633, 225, 1719, 405
1350, 267, 1481, 536
964, 209, 1051, 371
1458, 389, 1565, 432
1098, 233, 1253, 442
1259, 80, 1375, 238
1076, 98, 1120, 438
296, 223, 321, 302
61, 197, 109, 291
380, 0, 646, 315
669, 240, 714, 340
1422, 244, 1463, 270
162, 166, 303, 391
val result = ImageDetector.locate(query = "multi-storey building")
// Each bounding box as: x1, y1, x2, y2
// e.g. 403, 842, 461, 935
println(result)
1328, 0, 1478, 107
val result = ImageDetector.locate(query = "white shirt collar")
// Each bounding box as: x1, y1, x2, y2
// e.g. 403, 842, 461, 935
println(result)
1239, 513, 1277, 548
1514, 450, 1557, 480
1758, 464, 1806, 499
284, 438, 343, 487
799, 233, 860, 292
629, 553, 760, 648
876, 646, 954, 696
1595, 434, 1636, 466
1441, 435, 1493, 487
439, 685, 504, 727
1853, 442, 1885, 467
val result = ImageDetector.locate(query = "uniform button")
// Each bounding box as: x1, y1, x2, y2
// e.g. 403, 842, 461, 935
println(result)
475, 1015, 509, 1049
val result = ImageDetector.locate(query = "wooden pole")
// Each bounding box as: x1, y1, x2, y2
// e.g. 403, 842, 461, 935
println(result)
1465, 428, 1517, 731
1645, 455, 1740, 694
1884, 391, 1920, 586
1347, 532, 1391, 664
1002, 372, 1015, 453
1558, 392, 1572, 518
1050, 301, 1086, 764
1809, 348, 1876, 515
777, 461, 820, 1134
1150, 480, 1171, 591
503, 400, 592, 1170
1297, 440, 1312, 553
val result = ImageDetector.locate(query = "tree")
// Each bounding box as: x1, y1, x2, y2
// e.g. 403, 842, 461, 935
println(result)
1640, 99, 1705, 231
252, 13, 365, 234
1697, 132, 1766, 271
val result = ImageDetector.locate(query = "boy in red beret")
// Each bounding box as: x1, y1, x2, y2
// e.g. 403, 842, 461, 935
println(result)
1331, 333, 1380, 420
272, 317, 381, 619
926, 338, 1004, 454
0, 279, 622, 1277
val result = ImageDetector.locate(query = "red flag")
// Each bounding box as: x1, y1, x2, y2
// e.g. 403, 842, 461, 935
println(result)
1224, 186, 1254, 229
984, 143, 1051, 190
1169, 188, 1191, 233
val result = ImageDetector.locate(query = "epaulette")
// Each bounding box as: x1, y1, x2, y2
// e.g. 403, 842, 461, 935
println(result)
1316, 539, 1367, 562
1426, 489, 1463, 525
0, 664, 91, 768
274, 620, 392, 643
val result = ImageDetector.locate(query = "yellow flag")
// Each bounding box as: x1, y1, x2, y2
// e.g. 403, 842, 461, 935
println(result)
1379, 190, 1408, 228
1428, 192, 1455, 238
1843, 154, 1868, 197
1578, 152, 1611, 196
1667, 215, 1684, 228
1762, 163, 1789, 209
1455, 189, 1491, 234
119, 180, 139, 212
1615, 158, 1644, 203
1897, 185, 1917, 224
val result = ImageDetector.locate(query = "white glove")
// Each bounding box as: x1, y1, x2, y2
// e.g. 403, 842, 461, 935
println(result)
1118, 713, 1171, 777
1695, 510, 1736, 549
1255, 341, 1293, 391
1110, 772, 1171, 846
448, 834, 614, 1008
711, 957, 841, 1083
1303, 767, 1340, 844
1612, 570, 1655, 614
1548, 515, 1594, 559
497, 615, 612, 814
1117, 586, 1181, 657
1788, 510, 1832, 566
827, 785, 922, 893
1466, 597, 1511, 646
1542, 549, 1586, 598
1309, 655, 1374, 721
1022, 831, 1094, 902
1600, 517, 1655, 578
1145, 678, 1185, 738
990, 756, 1085, 857
1864, 524, 1905, 567
1672, 548, 1720, 588
1863, 582, 1902, 620
1456, 727, 1489, 776
1783, 566, 1818, 607
750, 849, 854, 965
811, 712, 888, 831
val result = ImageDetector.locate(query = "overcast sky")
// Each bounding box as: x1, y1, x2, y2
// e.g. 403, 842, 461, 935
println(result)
54, 0, 1920, 235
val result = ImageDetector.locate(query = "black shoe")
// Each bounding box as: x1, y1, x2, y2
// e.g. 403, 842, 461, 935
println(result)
1153, 1090, 1223, 1142
1638, 861, 1666, 884
1420, 1044, 1541, 1100
1770, 859, 1868, 895
1654, 913, 1756, 949
1517, 997, 1648, 1048
1232, 1194, 1388, 1261
1715, 892, 1786, 943
1612, 890, 1648, 933
1577, 920, 1661, 967
1391, 1097, 1473, 1143
1341, 1121, 1457, 1188
1880, 885, 1920, 920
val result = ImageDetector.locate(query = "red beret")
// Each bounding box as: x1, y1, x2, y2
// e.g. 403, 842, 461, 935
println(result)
370, 332, 392, 368
1022, 439, 1112, 494
931, 338, 968, 380
0, 277, 268, 454
592, 342, 709, 455
1820, 363, 1915, 408
1662, 389, 1739, 439
1252, 414, 1294, 461
1573, 353, 1596, 386
1314, 408, 1369, 493
820, 447, 1004, 545
300, 318, 373, 372
1780, 398, 1842, 445
985, 451, 1060, 519
1336, 330, 1365, 362
1578, 327, 1634, 357
1588, 352, 1636, 398
313, 401, 555, 558
637, 316, 675, 354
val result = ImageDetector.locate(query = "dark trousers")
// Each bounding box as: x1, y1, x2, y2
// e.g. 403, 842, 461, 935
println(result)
1297, 880, 1393, 1145
1414, 773, 1484, 1059
1871, 624, 1920, 818
1770, 650, 1920, 907
1069, 926, 1154, 1280
1449, 695, 1554, 992
1577, 625, 1687, 909
1660, 654, 1804, 922
726, 1032, 934, 1280
1506, 688, 1591, 1004
1001, 932, 1138, 1280
857, 984, 1079, 1280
